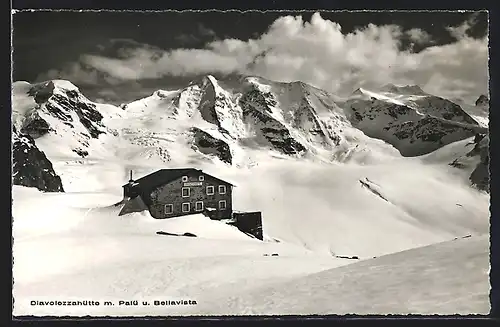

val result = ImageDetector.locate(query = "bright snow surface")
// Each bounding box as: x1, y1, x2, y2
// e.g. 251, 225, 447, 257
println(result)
12, 79, 490, 316
12, 154, 490, 316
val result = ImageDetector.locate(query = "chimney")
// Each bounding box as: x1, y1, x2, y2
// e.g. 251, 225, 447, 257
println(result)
122, 170, 135, 201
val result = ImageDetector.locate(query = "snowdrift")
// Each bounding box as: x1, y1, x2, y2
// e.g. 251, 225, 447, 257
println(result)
13, 186, 254, 242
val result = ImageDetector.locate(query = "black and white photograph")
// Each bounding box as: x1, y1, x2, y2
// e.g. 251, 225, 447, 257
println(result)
11, 9, 490, 316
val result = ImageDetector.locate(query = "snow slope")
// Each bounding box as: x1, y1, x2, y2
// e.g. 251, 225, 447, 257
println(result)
223, 158, 488, 258
12, 185, 351, 316
12, 186, 489, 316
193, 234, 490, 315
17, 118, 489, 258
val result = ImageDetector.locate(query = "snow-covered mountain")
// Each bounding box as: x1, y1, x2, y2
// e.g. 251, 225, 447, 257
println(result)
118, 75, 363, 165
451, 94, 489, 128
475, 94, 489, 108
473, 94, 490, 126
345, 85, 486, 156
12, 80, 122, 160
11, 75, 490, 192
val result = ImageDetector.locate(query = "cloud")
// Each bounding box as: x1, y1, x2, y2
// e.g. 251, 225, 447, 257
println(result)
446, 12, 480, 40
175, 34, 200, 45
397, 37, 488, 101
175, 23, 216, 45
40, 12, 488, 104
405, 28, 433, 45
197, 23, 216, 37
38, 61, 123, 86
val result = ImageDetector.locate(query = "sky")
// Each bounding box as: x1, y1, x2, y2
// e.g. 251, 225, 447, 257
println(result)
12, 10, 489, 104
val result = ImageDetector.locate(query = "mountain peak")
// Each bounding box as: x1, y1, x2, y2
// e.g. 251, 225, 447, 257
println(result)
49, 79, 80, 91
187, 74, 219, 87
351, 87, 366, 96
381, 83, 426, 95
475, 94, 489, 107
22, 80, 85, 106
290, 80, 307, 87
204, 74, 217, 83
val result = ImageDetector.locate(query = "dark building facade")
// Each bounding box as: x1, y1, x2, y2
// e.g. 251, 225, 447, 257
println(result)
120, 168, 233, 220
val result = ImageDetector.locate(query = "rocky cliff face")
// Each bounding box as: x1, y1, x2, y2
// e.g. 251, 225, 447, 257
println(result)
12, 127, 64, 192
468, 134, 489, 192
385, 116, 480, 157
238, 85, 307, 155
191, 127, 233, 164
447, 133, 489, 193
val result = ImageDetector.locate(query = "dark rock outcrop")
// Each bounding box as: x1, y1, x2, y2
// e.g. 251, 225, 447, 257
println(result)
20, 111, 52, 138
447, 133, 489, 192
359, 178, 389, 202
12, 128, 64, 192
72, 148, 89, 158
191, 127, 233, 164
197, 78, 221, 126
334, 255, 360, 260
468, 134, 489, 192
156, 231, 197, 237
28, 81, 55, 104
475, 94, 489, 107
50, 93, 105, 139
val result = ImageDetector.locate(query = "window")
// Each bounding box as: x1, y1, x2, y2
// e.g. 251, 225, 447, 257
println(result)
165, 204, 173, 214
182, 187, 190, 197
206, 186, 215, 195
195, 201, 204, 211
219, 185, 226, 194
182, 202, 190, 213
182, 176, 188, 182
199, 175, 204, 181
219, 200, 227, 210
